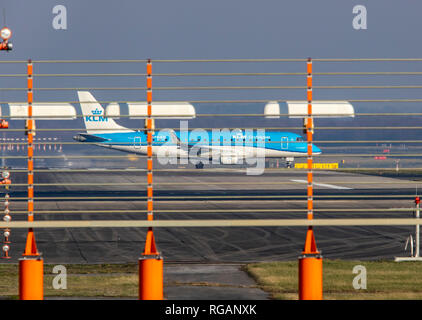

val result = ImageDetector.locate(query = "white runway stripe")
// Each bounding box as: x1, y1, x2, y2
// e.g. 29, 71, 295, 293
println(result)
290, 179, 353, 190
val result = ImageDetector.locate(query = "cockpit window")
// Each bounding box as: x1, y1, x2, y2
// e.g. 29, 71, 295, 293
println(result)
296, 137, 303, 142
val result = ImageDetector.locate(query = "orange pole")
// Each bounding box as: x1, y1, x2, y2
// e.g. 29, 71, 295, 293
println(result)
139, 59, 163, 300
19, 258, 43, 300
19, 59, 43, 300
299, 255, 323, 300
146, 59, 153, 222
298, 57, 323, 300
139, 256, 163, 300
139, 229, 163, 300
26, 59, 34, 224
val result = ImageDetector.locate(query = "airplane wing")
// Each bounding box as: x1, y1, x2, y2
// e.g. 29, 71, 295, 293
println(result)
167, 129, 183, 147
166, 129, 246, 162
167, 129, 214, 152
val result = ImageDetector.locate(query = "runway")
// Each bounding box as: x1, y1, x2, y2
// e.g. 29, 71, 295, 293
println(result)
1, 168, 419, 263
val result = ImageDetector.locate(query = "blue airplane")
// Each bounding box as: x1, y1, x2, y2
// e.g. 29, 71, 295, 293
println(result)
73, 92, 321, 168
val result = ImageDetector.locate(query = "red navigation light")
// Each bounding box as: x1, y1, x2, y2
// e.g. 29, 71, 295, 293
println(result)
1, 178, 11, 185
0, 27, 11, 41
0, 27, 13, 51
0, 120, 8, 128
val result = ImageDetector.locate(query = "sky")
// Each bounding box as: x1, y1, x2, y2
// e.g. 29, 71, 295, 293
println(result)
0, 0, 421, 150
2, 0, 421, 60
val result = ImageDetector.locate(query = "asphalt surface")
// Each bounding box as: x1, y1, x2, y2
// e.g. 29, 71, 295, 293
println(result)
1, 168, 419, 299
1, 169, 418, 263
45, 264, 269, 300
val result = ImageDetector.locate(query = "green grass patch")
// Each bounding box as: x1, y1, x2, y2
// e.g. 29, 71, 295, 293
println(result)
244, 259, 422, 300
2, 261, 422, 299
0, 263, 139, 299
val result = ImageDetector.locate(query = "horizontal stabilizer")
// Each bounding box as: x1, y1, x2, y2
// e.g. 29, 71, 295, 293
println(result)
79, 134, 110, 142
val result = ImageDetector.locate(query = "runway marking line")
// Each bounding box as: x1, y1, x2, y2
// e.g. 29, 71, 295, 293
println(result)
290, 179, 353, 190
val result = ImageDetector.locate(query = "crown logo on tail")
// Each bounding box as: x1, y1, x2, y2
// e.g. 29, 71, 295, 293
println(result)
91, 108, 102, 115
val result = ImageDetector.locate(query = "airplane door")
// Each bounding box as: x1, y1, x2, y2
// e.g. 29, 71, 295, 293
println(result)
281, 136, 288, 150
134, 136, 142, 149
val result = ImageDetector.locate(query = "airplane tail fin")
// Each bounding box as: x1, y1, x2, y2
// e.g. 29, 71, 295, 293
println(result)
78, 91, 133, 134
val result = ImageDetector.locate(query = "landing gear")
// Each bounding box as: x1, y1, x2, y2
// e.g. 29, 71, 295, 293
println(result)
285, 157, 295, 168
195, 162, 204, 169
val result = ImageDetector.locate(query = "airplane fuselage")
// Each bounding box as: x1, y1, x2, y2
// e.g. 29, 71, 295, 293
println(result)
75, 130, 321, 160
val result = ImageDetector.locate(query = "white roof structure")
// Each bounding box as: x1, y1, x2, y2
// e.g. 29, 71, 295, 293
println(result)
8, 103, 77, 120
264, 101, 355, 118
286, 101, 355, 118
263, 101, 281, 119
106, 102, 196, 119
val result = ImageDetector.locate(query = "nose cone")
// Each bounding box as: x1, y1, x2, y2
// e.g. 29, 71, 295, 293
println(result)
312, 144, 321, 154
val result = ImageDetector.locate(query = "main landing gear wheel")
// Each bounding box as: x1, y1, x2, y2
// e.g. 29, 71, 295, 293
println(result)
195, 162, 204, 169
285, 157, 295, 168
